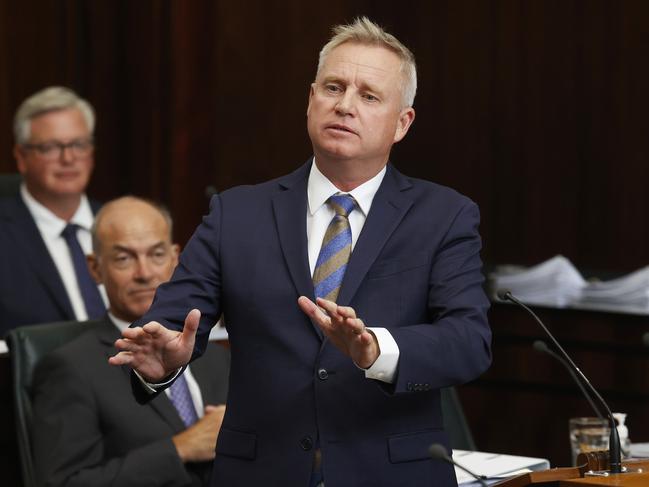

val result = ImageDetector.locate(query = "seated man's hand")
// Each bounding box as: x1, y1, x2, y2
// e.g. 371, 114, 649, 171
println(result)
172, 404, 226, 463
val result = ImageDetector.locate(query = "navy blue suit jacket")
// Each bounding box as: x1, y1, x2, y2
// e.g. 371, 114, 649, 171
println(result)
0, 194, 101, 336
139, 161, 492, 486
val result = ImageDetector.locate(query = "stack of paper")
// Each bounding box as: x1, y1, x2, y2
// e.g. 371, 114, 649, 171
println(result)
578, 265, 649, 312
490, 255, 587, 307
452, 449, 549, 485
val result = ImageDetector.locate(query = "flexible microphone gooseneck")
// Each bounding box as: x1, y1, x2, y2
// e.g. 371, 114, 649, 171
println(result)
428, 444, 488, 487
532, 339, 604, 419
497, 289, 622, 474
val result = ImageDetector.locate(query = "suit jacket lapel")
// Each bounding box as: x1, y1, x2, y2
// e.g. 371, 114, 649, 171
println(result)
271, 161, 314, 302
337, 165, 413, 306
96, 318, 186, 432
1, 195, 74, 318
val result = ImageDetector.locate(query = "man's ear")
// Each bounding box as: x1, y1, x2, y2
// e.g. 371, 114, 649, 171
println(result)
306, 83, 316, 117
14, 144, 28, 174
393, 107, 416, 144
86, 253, 103, 284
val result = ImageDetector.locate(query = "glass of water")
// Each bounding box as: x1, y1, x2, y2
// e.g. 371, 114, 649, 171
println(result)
569, 417, 610, 466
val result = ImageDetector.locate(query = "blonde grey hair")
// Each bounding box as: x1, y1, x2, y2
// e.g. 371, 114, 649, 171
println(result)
13, 86, 95, 144
317, 17, 417, 108
91, 196, 174, 254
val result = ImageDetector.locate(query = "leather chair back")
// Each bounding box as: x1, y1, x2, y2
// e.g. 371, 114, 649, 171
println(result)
441, 386, 477, 451
5, 320, 103, 487
0, 173, 22, 198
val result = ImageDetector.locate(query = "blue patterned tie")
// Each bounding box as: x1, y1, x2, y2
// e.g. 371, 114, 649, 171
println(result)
60, 223, 105, 319
313, 193, 356, 302
169, 373, 199, 427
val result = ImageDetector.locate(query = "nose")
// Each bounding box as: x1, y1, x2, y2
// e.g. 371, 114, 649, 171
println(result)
335, 90, 356, 116
60, 145, 76, 164
133, 256, 154, 282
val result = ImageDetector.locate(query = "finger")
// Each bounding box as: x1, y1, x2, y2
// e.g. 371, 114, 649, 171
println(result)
298, 296, 331, 325
108, 351, 133, 366
120, 326, 146, 340
141, 321, 164, 336
114, 338, 140, 353
184, 309, 201, 333
315, 297, 340, 318
204, 404, 226, 414
348, 317, 366, 335
336, 305, 357, 319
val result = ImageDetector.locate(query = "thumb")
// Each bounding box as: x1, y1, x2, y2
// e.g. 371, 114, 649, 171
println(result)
181, 309, 201, 345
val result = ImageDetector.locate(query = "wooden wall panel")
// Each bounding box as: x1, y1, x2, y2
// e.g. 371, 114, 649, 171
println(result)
2, 1, 648, 271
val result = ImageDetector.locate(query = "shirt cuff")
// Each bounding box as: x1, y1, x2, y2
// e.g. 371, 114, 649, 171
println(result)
363, 327, 399, 383
134, 367, 183, 394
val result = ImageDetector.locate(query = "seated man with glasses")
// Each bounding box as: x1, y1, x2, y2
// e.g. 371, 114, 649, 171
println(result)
0, 86, 106, 334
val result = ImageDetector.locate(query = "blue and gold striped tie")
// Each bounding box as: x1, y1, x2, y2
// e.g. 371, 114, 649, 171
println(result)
313, 193, 356, 302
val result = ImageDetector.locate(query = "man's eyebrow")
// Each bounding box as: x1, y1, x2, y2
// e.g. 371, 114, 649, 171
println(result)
110, 244, 136, 254
109, 242, 166, 254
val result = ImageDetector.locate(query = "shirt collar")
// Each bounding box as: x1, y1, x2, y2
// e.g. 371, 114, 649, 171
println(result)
108, 311, 131, 333
307, 159, 386, 217
20, 183, 94, 238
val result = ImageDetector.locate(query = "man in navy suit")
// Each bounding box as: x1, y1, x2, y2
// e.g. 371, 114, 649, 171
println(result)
0, 86, 105, 335
112, 17, 492, 486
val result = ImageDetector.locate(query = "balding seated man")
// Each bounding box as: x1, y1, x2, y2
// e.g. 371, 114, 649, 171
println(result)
31, 196, 229, 487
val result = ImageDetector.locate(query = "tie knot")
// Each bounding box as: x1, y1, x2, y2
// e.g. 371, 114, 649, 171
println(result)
61, 223, 80, 239
328, 193, 356, 217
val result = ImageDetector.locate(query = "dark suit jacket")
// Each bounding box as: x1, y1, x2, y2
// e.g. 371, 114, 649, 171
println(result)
139, 161, 492, 487
31, 318, 230, 487
0, 194, 101, 336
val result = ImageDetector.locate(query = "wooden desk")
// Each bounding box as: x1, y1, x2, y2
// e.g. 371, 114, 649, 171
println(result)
562, 473, 649, 486
459, 303, 649, 467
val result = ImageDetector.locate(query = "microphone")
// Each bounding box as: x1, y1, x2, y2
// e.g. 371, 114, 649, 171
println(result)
498, 289, 622, 473
532, 340, 604, 419
642, 332, 649, 347
429, 443, 488, 487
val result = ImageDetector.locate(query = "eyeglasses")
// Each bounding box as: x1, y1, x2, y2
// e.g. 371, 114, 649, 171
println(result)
22, 138, 94, 160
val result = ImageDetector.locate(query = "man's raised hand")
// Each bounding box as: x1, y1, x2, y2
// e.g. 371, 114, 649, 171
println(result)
109, 308, 201, 382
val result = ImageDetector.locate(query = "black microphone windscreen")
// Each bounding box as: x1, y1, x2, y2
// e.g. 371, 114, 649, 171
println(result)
496, 289, 511, 301
533, 340, 549, 353
428, 443, 450, 461
643, 332, 649, 347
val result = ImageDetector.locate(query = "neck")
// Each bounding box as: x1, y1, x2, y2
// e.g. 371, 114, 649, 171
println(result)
27, 186, 82, 221
314, 155, 387, 192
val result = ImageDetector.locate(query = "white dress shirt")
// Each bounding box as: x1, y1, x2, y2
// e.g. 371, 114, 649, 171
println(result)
20, 184, 107, 321
110, 312, 205, 417
307, 161, 400, 384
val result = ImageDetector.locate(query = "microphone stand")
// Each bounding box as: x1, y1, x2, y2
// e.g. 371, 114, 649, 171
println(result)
498, 290, 623, 474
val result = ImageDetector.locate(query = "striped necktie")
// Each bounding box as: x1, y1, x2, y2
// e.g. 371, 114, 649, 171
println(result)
169, 373, 199, 427
313, 193, 356, 302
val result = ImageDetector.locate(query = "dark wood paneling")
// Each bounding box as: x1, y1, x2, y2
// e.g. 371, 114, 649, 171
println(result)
2, 1, 648, 268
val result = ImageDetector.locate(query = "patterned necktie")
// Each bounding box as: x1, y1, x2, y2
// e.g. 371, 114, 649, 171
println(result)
313, 193, 356, 302
60, 223, 105, 319
169, 373, 199, 427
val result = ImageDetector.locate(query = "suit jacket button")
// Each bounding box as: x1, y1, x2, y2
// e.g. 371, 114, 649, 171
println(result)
318, 368, 329, 380
300, 436, 313, 451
